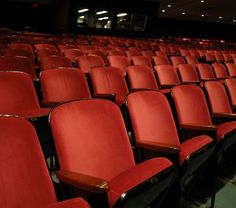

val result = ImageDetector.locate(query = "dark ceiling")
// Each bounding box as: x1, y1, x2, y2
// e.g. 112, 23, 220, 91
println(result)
155, 0, 236, 25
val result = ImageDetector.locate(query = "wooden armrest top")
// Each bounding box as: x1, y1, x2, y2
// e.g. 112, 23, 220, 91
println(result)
213, 112, 236, 119
180, 123, 217, 131
136, 140, 180, 154
57, 170, 109, 194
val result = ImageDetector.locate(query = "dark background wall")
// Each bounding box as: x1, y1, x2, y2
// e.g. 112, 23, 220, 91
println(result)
0, 0, 236, 41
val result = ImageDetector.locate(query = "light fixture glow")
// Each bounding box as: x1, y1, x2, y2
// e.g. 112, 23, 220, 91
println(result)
96, 11, 108, 15
167, 4, 171, 8
219, 16, 222, 19
79, 16, 85, 19
117, 13, 128, 17
78, 8, 89, 13
98, 17, 109, 20
201, 0, 204, 3
233, 19, 236, 23
162, 9, 166, 13
182, 12, 186, 15
201, 14, 205, 17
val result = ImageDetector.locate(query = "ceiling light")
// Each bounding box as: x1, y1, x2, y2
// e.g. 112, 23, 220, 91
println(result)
201, 14, 205, 17
162, 10, 166, 13
78, 8, 89, 13
233, 19, 236, 23
117, 13, 128, 17
219, 16, 222, 19
201, 0, 204, 3
96, 11, 108, 15
79, 16, 85, 19
98, 17, 109, 20
167, 4, 171, 8
182, 12, 186, 15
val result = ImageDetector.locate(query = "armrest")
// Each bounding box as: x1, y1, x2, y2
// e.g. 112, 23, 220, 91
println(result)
57, 170, 109, 194
93, 93, 116, 99
41, 100, 61, 107
212, 112, 236, 119
136, 140, 180, 154
131, 88, 152, 92
180, 123, 217, 131
160, 83, 179, 88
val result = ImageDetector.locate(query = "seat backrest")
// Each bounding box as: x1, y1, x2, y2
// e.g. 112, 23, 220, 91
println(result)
0, 71, 40, 115
49, 99, 135, 181
127, 66, 158, 91
108, 55, 130, 74
205, 53, 215, 62
172, 85, 212, 125
0, 116, 57, 208
178, 64, 199, 83
37, 49, 61, 60
40, 69, 91, 103
170, 56, 185, 67
185, 56, 199, 65
153, 55, 170, 66
155, 65, 180, 87
223, 53, 232, 62
179, 48, 190, 57
63, 49, 84, 63
141, 50, 154, 61
225, 63, 236, 77
77, 55, 105, 73
131, 56, 152, 67
40, 56, 73, 71
90, 66, 129, 102
225, 78, 236, 108
0, 56, 36, 80
196, 63, 215, 81
204, 81, 232, 114
4, 48, 34, 59
127, 90, 180, 147
212, 63, 228, 79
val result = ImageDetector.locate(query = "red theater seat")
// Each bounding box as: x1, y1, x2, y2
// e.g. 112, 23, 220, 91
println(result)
178, 64, 200, 84
40, 56, 73, 71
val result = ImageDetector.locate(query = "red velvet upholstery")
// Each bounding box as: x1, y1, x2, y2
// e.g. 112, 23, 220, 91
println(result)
212, 63, 228, 79
40, 69, 91, 105
204, 81, 232, 114
170, 56, 185, 68
141, 50, 154, 62
205, 53, 215, 62
225, 63, 236, 77
189, 50, 199, 57
131, 56, 152, 67
185, 56, 199, 65
108, 55, 130, 75
49, 99, 174, 207
77, 55, 105, 73
0, 71, 49, 118
0, 56, 37, 80
225, 78, 236, 108
0, 116, 90, 208
127, 90, 213, 165
127, 66, 158, 91
223, 53, 233, 63
178, 64, 199, 84
90, 67, 129, 106
196, 63, 215, 81
40, 56, 73, 71
153, 55, 170, 66
64, 49, 84, 63
155, 65, 180, 87
37, 49, 62, 60
215, 53, 224, 62
4, 48, 35, 59
34, 43, 57, 51
86, 50, 107, 64
179, 48, 190, 57
107, 50, 125, 56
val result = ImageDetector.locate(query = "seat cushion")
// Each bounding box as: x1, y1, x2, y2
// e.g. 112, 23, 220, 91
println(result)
19, 108, 50, 119
179, 135, 213, 165
108, 157, 173, 208
217, 121, 236, 140
47, 198, 90, 208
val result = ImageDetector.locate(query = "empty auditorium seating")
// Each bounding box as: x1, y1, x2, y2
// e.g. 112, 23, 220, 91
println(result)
225, 63, 236, 77
196, 63, 216, 81
108, 55, 130, 75
63, 48, 84, 64
0, 71, 49, 118
153, 55, 170, 66
90, 66, 129, 106
155, 65, 180, 88
177, 64, 200, 84
0, 116, 90, 208
131, 56, 152, 67
4, 48, 35, 59
185, 56, 199, 65
40, 56, 73, 71
212, 63, 229, 80
141, 50, 154, 61
225, 78, 236, 109
170, 56, 185, 68
40, 69, 91, 106
127, 90, 214, 204
77, 55, 105, 74
172, 85, 236, 166
0, 56, 37, 80
127, 66, 158, 92
49, 99, 176, 208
